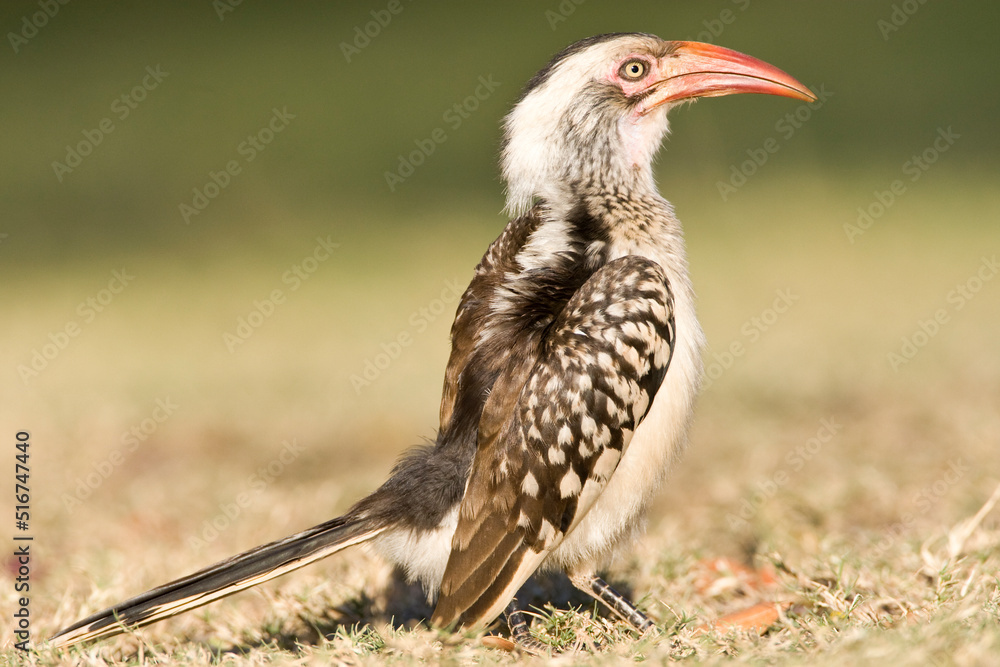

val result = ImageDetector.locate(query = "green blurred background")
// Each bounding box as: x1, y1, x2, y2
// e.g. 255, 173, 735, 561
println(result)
2, 0, 999, 624
3, 1, 998, 259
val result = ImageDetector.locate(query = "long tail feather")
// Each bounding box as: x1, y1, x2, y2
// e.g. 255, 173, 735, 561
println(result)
50, 515, 386, 648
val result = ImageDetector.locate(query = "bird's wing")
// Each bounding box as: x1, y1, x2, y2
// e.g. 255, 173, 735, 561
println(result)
437, 208, 543, 430
431, 255, 676, 628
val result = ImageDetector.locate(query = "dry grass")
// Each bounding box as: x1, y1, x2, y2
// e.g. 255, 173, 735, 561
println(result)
3, 169, 999, 665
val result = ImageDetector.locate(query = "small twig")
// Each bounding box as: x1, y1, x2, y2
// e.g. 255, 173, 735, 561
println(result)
947, 481, 1000, 560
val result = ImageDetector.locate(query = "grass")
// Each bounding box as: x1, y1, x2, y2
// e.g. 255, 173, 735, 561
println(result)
3, 168, 1000, 665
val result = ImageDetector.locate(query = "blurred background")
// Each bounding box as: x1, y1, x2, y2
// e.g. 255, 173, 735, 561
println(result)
1, 0, 998, 639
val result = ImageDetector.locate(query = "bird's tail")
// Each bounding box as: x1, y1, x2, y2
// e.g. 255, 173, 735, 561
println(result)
49, 514, 386, 648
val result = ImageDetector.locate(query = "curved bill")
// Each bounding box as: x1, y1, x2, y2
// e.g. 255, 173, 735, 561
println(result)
640, 41, 816, 114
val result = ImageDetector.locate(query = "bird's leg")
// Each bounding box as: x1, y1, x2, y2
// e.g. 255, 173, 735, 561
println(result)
570, 573, 657, 635
504, 597, 552, 655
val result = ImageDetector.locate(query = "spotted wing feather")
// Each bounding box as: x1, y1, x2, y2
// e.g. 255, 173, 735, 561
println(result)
432, 255, 675, 628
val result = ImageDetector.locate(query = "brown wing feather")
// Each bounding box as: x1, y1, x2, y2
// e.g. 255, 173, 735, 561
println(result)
432, 256, 676, 628
437, 209, 543, 430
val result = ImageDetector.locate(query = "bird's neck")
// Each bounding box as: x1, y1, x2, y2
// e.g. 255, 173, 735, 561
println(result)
517, 177, 686, 278
509, 179, 697, 356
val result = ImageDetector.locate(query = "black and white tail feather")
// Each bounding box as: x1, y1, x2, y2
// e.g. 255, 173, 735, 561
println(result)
51, 32, 813, 650
51, 517, 385, 646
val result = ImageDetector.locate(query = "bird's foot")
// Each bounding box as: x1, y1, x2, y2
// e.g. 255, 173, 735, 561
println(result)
503, 598, 556, 655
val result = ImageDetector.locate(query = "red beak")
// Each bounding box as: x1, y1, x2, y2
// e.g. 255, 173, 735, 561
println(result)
640, 41, 815, 114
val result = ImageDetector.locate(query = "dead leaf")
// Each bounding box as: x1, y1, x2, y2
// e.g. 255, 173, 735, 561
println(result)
694, 601, 789, 635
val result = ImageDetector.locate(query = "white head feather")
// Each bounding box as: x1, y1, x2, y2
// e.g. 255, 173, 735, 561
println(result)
501, 34, 673, 217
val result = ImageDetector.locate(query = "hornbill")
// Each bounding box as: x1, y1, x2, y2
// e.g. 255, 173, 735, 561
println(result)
51, 33, 813, 650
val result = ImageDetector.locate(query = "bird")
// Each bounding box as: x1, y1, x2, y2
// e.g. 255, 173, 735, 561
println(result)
50, 33, 813, 651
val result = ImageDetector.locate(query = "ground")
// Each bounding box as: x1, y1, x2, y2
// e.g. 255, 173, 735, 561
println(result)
2, 169, 999, 665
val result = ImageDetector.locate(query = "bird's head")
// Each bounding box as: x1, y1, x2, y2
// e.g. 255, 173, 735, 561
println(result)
502, 33, 815, 216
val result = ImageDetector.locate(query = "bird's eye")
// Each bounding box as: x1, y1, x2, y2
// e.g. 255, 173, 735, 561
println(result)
619, 59, 647, 81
